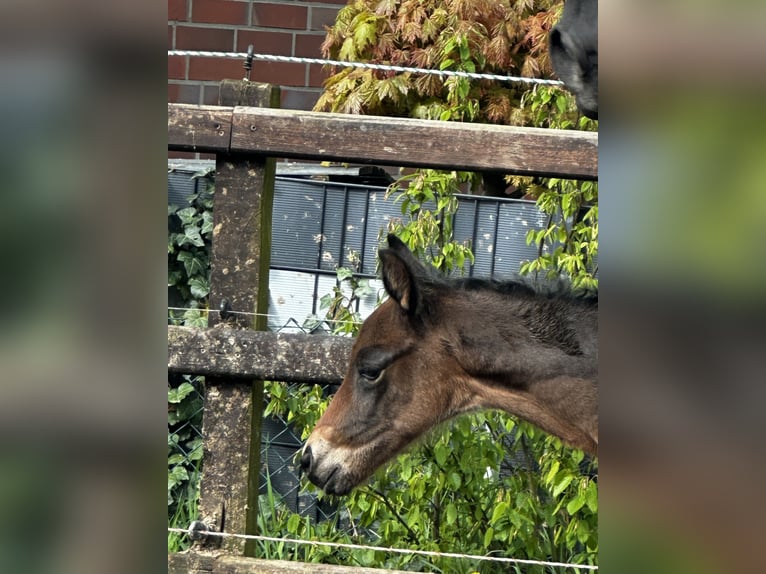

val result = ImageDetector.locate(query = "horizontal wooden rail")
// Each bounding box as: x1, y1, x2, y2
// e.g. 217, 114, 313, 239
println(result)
168, 552, 413, 574
168, 103, 598, 180
168, 326, 353, 383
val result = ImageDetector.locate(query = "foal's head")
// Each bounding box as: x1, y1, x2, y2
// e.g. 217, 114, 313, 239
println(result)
301, 235, 597, 495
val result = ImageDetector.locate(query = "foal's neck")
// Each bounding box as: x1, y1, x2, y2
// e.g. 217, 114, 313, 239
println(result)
451, 289, 598, 454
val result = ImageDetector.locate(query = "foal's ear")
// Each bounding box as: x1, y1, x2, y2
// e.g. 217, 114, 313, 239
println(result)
379, 235, 426, 313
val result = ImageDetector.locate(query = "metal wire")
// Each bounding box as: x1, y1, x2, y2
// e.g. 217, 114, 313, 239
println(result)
167, 50, 564, 86
168, 527, 597, 570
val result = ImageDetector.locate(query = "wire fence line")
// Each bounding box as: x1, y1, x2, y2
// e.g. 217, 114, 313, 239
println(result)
167, 307, 363, 333
167, 49, 565, 86
167, 527, 597, 571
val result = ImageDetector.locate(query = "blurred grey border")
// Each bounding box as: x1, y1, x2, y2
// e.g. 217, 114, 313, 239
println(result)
0, 2, 167, 573
599, 3, 766, 573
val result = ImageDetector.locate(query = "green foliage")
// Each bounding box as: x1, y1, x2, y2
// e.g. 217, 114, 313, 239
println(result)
164, 173, 598, 568
517, 86, 599, 290
304, 260, 376, 336
167, 169, 213, 551
315, 0, 597, 288
306, 4, 599, 558
168, 170, 214, 311
260, 258, 599, 572
386, 169, 476, 273
315, 0, 562, 123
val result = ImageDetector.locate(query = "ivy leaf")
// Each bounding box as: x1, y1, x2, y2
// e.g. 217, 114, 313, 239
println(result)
189, 277, 210, 299
182, 226, 205, 248
200, 211, 214, 236
336, 267, 354, 281
176, 207, 198, 226
177, 251, 206, 278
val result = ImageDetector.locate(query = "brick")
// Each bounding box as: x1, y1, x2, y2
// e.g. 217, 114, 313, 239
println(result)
295, 33, 324, 58
309, 7, 340, 32
168, 82, 180, 102
189, 56, 247, 81
168, 82, 202, 104
176, 25, 234, 51
168, 25, 175, 49
280, 87, 321, 111
168, 55, 186, 79
252, 3, 308, 30
192, 0, 249, 25
308, 63, 332, 87
168, 0, 188, 21
250, 61, 307, 86
237, 29, 293, 55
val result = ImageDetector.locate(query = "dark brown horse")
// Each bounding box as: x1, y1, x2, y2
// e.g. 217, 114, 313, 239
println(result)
302, 235, 597, 495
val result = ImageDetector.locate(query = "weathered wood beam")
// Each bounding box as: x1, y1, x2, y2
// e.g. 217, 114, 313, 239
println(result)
167, 103, 598, 180
168, 552, 413, 574
168, 104, 233, 153
168, 326, 354, 384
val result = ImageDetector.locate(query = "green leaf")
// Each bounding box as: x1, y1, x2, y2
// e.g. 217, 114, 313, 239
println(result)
553, 474, 574, 498
458, 40, 470, 62
566, 492, 586, 514
483, 526, 495, 547
445, 502, 458, 525
490, 500, 509, 524
286, 512, 301, 533
434, 443, 449, 466
176, 207, 198, 226
585, 480, 598, 512
545, 460, 560, 484
200, 211, 214, 235
168, 382, 196, 404
336, 267, 354, 281
168, 453, 186, 465
177, 251, 206, 278
339, 37, 357, 61
189, 277, 209, 299
353, 19, 378, 51
182, 226, 205, 248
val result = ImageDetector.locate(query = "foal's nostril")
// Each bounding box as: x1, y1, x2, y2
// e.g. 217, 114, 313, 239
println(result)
300, 445, 312, 473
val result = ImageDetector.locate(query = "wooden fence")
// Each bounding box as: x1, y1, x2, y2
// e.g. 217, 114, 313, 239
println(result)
167, 80, 597, 573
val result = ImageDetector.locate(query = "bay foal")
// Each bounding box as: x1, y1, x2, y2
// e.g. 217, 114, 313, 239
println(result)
302, 235, 597, 495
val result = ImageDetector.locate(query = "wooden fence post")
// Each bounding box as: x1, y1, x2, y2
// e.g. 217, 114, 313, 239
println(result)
196, 80, 280, 556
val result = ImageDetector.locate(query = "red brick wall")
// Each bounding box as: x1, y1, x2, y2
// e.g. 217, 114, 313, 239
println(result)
168, 0, 346, 111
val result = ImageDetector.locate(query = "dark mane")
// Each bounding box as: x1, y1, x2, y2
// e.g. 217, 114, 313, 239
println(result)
451, 275, 598, 305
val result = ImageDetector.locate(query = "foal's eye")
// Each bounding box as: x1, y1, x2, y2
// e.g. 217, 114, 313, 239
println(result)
358, 365, 385, 385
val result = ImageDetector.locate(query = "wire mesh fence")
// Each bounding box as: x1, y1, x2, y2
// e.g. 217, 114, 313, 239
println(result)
167, 160, 596, 540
